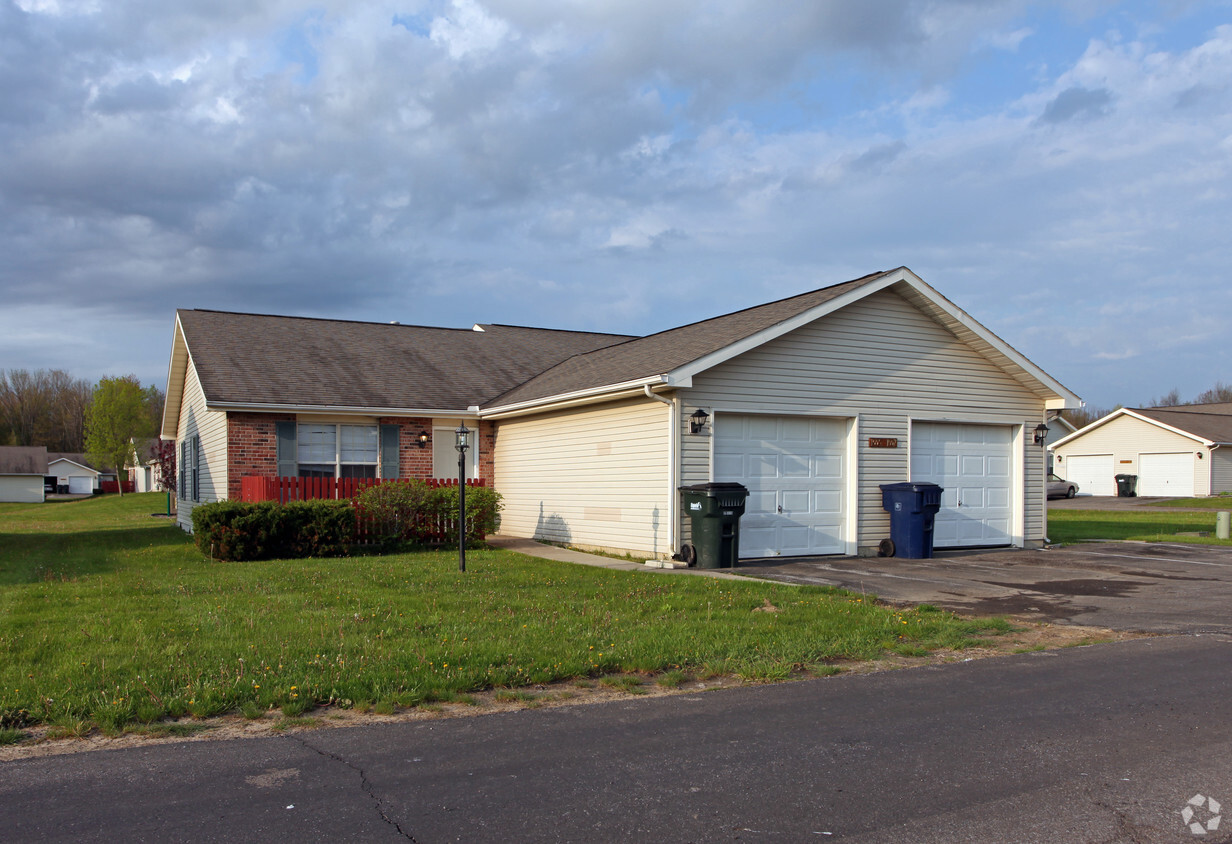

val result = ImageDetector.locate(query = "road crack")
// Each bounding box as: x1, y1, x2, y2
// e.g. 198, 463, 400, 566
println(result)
288, 733, 417, 841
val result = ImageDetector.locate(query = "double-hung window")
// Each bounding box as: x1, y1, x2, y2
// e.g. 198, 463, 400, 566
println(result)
297, 424, 378, 479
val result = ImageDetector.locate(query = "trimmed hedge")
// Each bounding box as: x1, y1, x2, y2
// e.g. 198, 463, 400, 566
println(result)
192, 500, 357, 561
190, 483, 502, 561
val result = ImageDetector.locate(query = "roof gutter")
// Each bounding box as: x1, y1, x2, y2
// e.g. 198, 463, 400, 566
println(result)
479, 375, 669, 420
207, 401, 479, 418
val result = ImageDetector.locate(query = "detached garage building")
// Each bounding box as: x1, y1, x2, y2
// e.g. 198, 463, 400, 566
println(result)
0, 446, 48, 503
1051, 404, 1232, 498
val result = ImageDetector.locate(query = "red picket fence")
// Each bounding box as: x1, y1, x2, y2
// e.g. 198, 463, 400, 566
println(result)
99, 480, 136, 494
240, 475, 484, 504
239, 476, 488, 545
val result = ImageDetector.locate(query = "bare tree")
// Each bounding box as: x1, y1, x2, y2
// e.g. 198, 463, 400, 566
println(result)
1193, 381, 1232, 404
45, 370, 92, 452
1147, 387, 1183, 408
0, 369, 51, 446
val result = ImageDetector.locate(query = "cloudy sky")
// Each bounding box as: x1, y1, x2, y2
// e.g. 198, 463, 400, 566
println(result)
1, 0, 1229, 410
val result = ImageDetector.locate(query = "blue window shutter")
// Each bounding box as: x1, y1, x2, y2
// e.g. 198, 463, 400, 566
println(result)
380, 425, 400, 479
276, 422, 297, 477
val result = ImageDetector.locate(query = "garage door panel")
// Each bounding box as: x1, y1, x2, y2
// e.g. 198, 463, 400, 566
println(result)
1062, 455, 1114, 496
715, 413, 848, 558
748, 490, 776, 512
913, 421, 1014, 548
781, 454, 811, 478
814, 489, 842, 514
781, 490, 810, 511
714, 453, 743, 477
1138, 453, 1194, 497
747, 417, 778, 439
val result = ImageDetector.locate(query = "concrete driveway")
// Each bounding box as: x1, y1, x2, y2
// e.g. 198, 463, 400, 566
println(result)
739, 541, 1232, 634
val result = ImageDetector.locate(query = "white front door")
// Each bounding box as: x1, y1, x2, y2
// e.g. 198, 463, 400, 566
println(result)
911, 422, 1014, 548
713, 413, 848, 558
1062, 454, 1115, 496
1137, 453, 1195, 497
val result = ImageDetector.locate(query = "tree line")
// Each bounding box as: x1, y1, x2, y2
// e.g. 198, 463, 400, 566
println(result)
1060, 381, 1232, 429
0, 367, 164, 459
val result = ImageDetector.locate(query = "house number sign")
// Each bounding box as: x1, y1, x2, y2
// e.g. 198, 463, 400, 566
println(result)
868, 438, 899, 448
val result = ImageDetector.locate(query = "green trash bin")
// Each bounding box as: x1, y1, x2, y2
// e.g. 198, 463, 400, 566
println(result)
678, 483, 749, 569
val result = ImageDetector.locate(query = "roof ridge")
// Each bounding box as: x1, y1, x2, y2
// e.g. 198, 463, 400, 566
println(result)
180, 309, 479, 334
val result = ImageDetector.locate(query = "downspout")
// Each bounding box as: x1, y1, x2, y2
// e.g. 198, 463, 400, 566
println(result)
644, 385, 677, 558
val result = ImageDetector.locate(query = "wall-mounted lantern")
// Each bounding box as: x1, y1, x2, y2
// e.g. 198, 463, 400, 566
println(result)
417, 430, 430, 448
690, 408, 710, 435
1033, 422, 1049, 447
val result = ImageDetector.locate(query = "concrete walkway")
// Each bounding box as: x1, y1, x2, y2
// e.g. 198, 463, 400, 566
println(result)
485, 534, 746, 580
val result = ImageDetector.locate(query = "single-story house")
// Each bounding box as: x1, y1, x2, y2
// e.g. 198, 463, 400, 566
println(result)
0, 446, 48, 503
162, 267, 1080, 557
1042, 416, 1077, 473
126, 438, 162, 492
1050, 404, 1232, 497
47, 453, 101, 495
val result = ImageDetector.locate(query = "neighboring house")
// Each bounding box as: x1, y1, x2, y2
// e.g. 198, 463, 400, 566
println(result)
162, 267, 1080, 557
126, 438, 162, 492
1050, 404, 1232, 497
0, 446, 48, 503
1042, 416, 1078, 473
47, 453, 101, 495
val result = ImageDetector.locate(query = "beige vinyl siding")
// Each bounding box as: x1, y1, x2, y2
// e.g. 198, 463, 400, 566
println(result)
494, 397, 671, 557
1053, 415, 1209, 496
1211, 448, 1232, 495
0, 476, 44, 503
681, 289, 1046, 553
176, 357, 229, 530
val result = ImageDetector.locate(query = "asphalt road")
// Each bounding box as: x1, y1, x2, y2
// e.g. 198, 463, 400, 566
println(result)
3, 635, 1232, 843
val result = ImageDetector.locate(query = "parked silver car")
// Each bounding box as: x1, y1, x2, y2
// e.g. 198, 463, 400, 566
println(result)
1047, 473, 1078, 499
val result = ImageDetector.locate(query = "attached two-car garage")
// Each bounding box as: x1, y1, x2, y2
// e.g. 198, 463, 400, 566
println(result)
712, 414, 1020, 557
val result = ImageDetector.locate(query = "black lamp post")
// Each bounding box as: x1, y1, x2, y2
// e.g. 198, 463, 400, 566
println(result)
455, 424, 471, 572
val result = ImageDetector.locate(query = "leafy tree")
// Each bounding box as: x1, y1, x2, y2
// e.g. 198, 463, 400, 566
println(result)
84, 376, 152, 497
150, 439, 176, 496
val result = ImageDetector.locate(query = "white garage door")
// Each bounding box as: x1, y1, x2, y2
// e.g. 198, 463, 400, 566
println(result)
1062, 454, 1115, 496
714, 414, 847, 558
68, 476, 93, 495
1138, 453, 1194, 497
911, 422, 1013, 548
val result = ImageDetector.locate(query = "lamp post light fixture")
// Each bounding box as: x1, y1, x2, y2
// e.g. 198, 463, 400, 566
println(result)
455, 424, 471, 572
689, 408, 710, 434
1032, 422, 1050, 448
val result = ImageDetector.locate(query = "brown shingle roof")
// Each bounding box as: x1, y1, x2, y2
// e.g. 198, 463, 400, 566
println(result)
0, 446, 48, 475
1132, 406, 1232, 445
177, 311, 632, 410
487, 270, 893, 406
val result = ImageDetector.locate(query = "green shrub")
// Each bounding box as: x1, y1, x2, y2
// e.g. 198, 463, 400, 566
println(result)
192, 499, 357, 561
355, 480, 431, 547
428, 484, 503, 542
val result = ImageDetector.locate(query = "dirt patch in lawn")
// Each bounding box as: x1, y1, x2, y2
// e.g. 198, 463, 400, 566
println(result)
0, 619, 1149, 761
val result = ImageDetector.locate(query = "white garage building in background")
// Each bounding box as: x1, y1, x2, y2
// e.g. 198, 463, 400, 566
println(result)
1050, 404, 1232, 498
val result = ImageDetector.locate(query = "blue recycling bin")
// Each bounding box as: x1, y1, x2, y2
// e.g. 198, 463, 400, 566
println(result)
879, 482, 944, 559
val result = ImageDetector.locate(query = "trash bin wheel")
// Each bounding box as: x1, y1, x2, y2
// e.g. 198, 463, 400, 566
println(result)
878, 538, 895, 558
678, 544, 697, 566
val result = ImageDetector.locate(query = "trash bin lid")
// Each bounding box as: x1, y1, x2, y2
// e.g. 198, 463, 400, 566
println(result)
879, 482, 944, 492
678, 482, 750, 495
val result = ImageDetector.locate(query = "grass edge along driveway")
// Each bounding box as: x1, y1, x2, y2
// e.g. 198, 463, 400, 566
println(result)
1, 494, 1013, 742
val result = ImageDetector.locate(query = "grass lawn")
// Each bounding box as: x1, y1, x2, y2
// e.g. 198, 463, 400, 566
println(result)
1148, 496, 1232, 509
1, 493, 1010, 737
1048, 508, 1232, 545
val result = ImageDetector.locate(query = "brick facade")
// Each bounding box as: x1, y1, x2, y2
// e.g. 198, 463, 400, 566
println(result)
227, 413, 487, 498
227, 412, 293, 500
